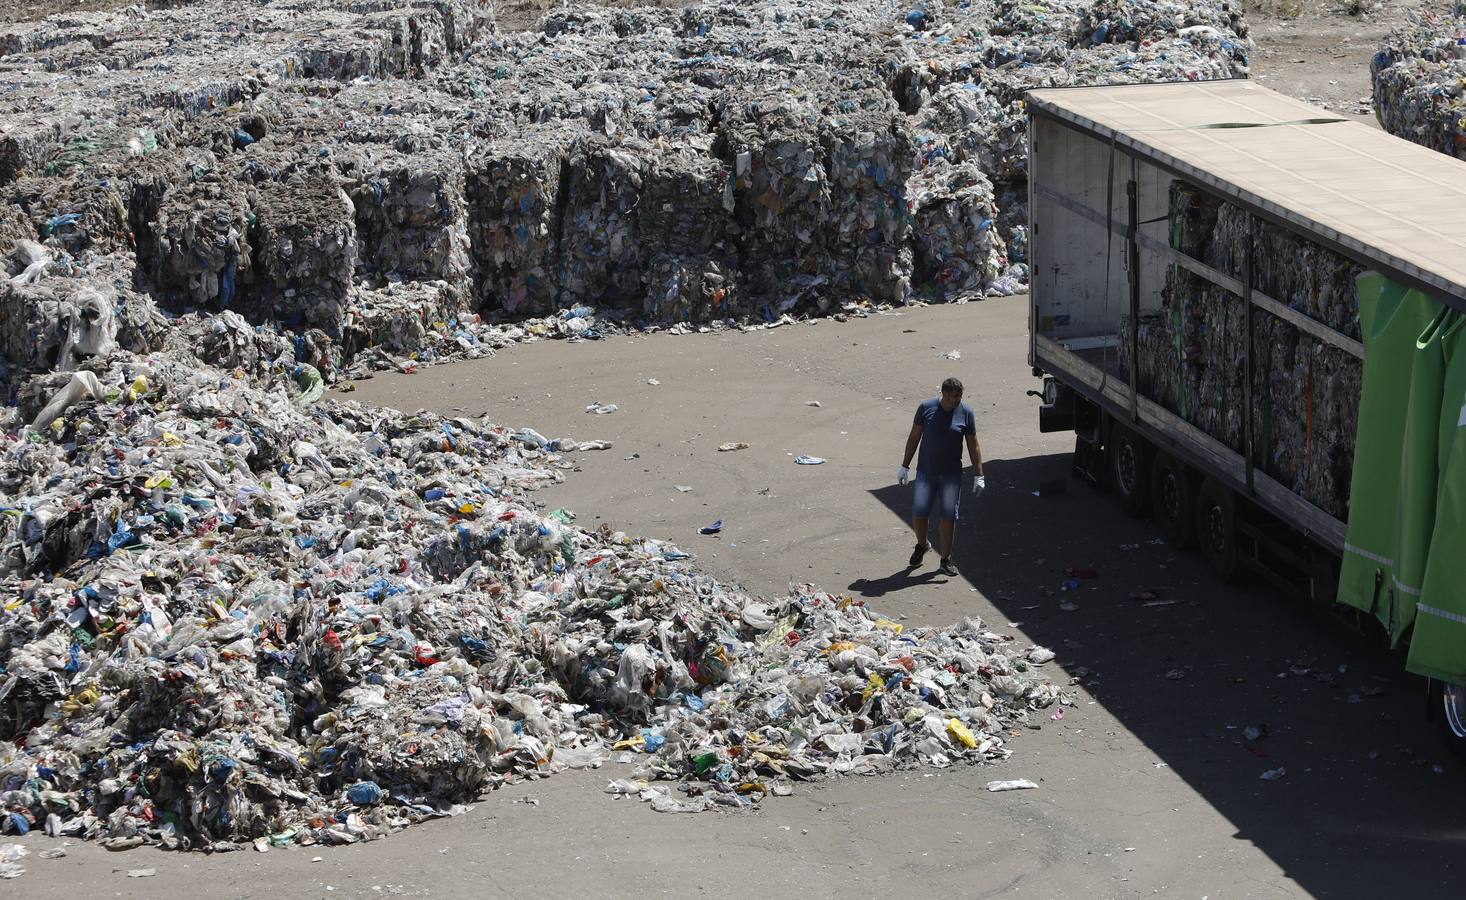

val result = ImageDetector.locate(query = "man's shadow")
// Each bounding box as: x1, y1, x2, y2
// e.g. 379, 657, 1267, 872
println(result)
848, 566, 950, 597
850, 456, 1067, 598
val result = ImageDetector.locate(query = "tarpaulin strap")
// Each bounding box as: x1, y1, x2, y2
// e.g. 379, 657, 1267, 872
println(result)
1130, 117, 1351, 133
1393, 573, 1424, 598
1418, 603, 1466, 626
1345, 542, 1394, 567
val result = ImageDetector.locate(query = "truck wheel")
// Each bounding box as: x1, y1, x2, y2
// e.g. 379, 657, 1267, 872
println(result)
1197, 477, 1241, 581
1150, 452, 1196, 548
1433, 680, 1466, 758
1108, 423, 1150, 517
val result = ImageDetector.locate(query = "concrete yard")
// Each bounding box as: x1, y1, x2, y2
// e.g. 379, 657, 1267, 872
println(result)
11, 300, 1461, 898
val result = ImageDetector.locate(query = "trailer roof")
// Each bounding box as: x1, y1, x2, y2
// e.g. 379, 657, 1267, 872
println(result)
1026, 80, 1466, 306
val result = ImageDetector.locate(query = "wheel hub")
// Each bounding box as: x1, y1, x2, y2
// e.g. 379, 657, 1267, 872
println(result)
1161, 472, 1181, 522
1205, 504, 1226, 551
1118, 442, 1137, 494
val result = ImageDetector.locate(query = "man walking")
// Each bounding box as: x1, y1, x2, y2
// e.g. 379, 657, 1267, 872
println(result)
898, 376, 985, 575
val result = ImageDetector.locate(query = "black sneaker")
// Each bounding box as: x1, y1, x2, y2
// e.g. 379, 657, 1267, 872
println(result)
938, 557, 958, 576
908, 543, 928, 568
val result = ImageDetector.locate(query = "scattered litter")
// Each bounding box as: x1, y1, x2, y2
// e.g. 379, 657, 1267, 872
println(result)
718, 442, 750, 452
1027, 647, 1056, 665
38, 849, 67, 860
585, 403, 619, 415
0, 844, 27, 879
648, 379, 660, 386
986, 779, 1039, 792
1059, 601, 1079, 612
127, 869, 157, 878
1259, 767, 1287, 782
794, 455, 826, 465
1165, 668, 1188, 681
699, 519, 725, 534
940, 350, 962, 361
804, 400, 822, 408
675, 485, 693, 493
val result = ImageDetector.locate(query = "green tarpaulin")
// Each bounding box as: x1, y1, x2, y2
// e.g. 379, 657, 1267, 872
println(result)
1337, 274, 1441, 620
1408, 315, 1466, 685
1338, 273, 1466, 686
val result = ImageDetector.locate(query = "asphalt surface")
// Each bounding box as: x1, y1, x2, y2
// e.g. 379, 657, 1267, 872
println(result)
14, 299, 1463, 899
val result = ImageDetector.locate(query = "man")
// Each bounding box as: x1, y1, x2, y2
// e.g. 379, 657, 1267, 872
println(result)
898, 377, 985, 575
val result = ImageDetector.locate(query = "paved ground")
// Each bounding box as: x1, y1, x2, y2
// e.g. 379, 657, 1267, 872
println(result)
13, 300, 1462, 898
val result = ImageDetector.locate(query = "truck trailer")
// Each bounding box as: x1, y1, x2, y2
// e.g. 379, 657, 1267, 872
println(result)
1025, 79, 1466, 749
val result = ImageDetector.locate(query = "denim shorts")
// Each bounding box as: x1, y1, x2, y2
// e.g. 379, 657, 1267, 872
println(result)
912, 471, 962, 521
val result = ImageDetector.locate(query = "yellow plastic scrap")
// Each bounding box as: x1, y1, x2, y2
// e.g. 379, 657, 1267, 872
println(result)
946, 718, 977, 749
860, 673, 886, 702
126, 375, 148, 402
612, 735, 646, 752
62, 683, 100, 717
873, 619, 903, 634
457, 502, 476, 516
161, 432, 183, 448
736, 782, 768, 796
755, 614, 799, 652
144, 472, 174, 490
827, 641, 856, 655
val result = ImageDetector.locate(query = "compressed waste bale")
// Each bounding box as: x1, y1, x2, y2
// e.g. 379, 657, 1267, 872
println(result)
342, 147, 471, 293
557, 137, 648, 308
908, 157, 1007, 301
641, 254, 739, 323
340, 280, 476, 359
1372, 11, 1466, 159
144, 170, 252, 310
250, 173, 358, 334
6, 172, 132, 260
635, 142, 731, 261
1122, 178, 1362, 518
718, 91, 831, 256
0, 257, 164, 380
467, 125, 579, 316
820, 95, 915, 303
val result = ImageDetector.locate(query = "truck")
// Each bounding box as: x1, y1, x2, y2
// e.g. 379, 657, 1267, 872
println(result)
1024, 79, 1466, 750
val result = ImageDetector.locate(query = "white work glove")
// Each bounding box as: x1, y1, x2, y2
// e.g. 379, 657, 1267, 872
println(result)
972, 475, 986, 496
897, 466, 910, 486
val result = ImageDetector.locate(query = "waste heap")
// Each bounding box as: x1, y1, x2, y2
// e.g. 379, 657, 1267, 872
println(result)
0, 347, 1067, 847
1120, 181, 1362, 519
1372, 9, 1466, 159
0, 0, 1252, 386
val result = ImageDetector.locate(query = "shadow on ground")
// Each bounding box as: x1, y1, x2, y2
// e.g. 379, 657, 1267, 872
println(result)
864, 453, 1466, 899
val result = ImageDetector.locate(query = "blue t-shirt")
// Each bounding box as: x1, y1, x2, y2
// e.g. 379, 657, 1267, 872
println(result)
914, 397, 975, 476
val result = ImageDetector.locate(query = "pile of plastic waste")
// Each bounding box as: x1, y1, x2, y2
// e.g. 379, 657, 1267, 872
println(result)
0, 0, 1252, 388
1372, 9, 1466, 159
0, 347, 1067, 848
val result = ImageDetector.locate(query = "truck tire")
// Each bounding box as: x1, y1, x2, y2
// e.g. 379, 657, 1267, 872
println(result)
1432, 680, 1466, 758
1197, 477, 1241, 581
1150, 452, 1196, 548
1108, 423, 1150, 517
